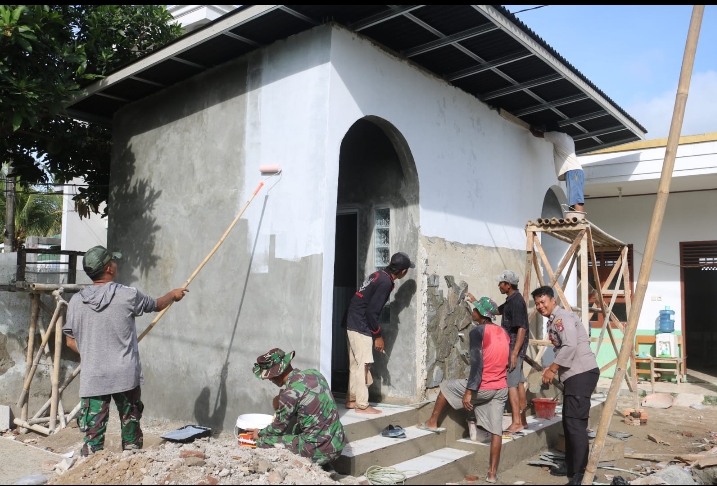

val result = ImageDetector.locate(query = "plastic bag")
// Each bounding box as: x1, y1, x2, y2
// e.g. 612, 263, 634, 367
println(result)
13, 475, 48, 485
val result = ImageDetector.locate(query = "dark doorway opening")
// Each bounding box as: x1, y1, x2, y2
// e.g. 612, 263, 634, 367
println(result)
681, 241, 717, 372
331, 211, 358, 393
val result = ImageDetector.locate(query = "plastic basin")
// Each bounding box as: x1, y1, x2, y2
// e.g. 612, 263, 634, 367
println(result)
533, 398, 558, 419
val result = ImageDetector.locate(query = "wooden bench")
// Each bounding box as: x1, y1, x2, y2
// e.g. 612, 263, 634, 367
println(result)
634, 335, 685, 391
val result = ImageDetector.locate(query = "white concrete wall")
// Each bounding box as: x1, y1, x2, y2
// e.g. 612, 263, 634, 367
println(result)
237, 26, 558, 382
585, 190, 717, 332
326, 27, 557, 251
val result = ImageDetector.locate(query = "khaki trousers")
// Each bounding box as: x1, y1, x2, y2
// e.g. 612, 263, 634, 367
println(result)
347, 330, 374, 409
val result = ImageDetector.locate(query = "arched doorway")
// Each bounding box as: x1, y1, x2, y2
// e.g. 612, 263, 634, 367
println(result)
331, 117, 419, 401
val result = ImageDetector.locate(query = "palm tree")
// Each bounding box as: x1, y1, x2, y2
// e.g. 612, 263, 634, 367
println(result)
1, 165, 62, 250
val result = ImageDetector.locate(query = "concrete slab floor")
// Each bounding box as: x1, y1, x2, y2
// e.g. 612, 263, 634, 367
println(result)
0, 437, 65, 485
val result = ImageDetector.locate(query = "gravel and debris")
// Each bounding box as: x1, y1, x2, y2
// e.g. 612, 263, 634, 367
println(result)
49, 436, 361, 485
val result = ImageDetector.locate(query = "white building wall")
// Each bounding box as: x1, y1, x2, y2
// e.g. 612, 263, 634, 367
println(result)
235, 25, 561, 385
326, 27, 557, 251
585, 190, 717, 332
60, 177, 107, 252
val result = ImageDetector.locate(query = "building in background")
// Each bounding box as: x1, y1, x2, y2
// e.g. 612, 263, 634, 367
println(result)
580, 132, 717, 376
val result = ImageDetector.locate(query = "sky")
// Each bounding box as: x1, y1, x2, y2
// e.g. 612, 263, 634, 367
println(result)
507, 5, 717, 139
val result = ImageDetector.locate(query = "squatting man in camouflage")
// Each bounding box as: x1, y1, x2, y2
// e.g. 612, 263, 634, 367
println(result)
63, 246, 188, 457
248, 348, 347, 468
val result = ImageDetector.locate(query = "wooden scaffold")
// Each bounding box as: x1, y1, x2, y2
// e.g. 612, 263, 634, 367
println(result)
13, 283, 88, 435
522, 216, 636, 397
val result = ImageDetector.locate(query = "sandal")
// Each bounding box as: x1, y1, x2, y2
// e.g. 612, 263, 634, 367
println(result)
485, 474, 498, 483
380, 425, 406, 438
416, 422, 443, 434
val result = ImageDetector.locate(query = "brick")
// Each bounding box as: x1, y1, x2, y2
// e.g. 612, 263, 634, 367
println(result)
180, 450, 205, 459
0, 405, 13, 432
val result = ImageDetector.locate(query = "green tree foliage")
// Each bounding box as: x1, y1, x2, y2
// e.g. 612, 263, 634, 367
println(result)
1, 165, 62, 249
0, 5, 182, 216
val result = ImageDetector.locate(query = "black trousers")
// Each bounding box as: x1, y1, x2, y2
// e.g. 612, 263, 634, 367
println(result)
562, 368, 599, 477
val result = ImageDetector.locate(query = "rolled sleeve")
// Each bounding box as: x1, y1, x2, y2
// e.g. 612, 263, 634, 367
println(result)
466, 326, 485, 391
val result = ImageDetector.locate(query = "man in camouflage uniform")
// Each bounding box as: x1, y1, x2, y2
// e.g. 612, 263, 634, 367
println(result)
248, 348, 347, 466
63, 246, 188, 456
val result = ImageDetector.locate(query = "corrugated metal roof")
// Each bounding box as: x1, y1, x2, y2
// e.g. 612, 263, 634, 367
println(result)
65, 5, 647, 153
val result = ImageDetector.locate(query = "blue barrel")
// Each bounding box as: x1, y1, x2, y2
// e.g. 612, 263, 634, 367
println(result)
658, 307, 675, 333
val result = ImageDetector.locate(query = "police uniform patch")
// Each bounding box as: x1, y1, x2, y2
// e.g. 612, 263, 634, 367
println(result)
554, 318, 564, 332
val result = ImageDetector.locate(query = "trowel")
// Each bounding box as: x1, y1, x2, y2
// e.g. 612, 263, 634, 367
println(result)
524, 355, 564, 393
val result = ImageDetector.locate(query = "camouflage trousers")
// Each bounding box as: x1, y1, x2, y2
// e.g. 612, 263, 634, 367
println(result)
78, 385, 144, 457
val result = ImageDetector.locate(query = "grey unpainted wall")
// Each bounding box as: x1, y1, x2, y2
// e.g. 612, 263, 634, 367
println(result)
109, 30, 330, 432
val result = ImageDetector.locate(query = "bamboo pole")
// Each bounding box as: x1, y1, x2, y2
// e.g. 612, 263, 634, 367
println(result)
32, 365, 81, 421
13, 418, 50, 435
583, 7, 704, 484
579, 236, 589, 332
16, 297, 65, 408
50, 310, 65, 432
20, 294, 40, 433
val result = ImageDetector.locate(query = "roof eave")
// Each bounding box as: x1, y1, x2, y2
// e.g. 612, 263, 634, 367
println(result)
475, 5, 646, 141
65, 5, 279, 118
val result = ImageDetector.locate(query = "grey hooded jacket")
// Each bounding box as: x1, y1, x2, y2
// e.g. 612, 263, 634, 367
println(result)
63, 282, 157, 397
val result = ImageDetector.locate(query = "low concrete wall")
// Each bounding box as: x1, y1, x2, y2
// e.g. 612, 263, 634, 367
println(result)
0, 253, 84, 421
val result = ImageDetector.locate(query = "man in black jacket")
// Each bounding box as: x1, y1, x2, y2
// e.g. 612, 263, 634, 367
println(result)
344, 252, 413, 414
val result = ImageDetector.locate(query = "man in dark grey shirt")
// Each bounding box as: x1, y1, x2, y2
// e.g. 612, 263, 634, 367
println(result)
63, 246, 188, 456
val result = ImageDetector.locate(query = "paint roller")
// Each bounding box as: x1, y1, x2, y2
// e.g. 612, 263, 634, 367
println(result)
136, 164, 282, 341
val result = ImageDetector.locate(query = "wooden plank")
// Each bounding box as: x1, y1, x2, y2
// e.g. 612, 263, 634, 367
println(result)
524, 231, 535, 339
530, 339, 552, 346
532, 245, 546, 286
562, 251, 579, 289
533, 236, 572, 311
600, 357, 618, 372
527, 231, 584, 322
580, 235, 589, 332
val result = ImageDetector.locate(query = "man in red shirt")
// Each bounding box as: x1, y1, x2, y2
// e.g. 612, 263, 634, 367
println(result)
419, 297, 509, 483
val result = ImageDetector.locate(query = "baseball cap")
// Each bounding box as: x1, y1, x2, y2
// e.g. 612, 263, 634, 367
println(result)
390, 252, 415, 270
494, 270, 519, 286
83, 245, 122, 278
472, 297, 499, 320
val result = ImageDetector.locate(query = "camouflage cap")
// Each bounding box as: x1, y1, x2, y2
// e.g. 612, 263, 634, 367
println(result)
253, 348, 295, 380
83, 245, 122, 278
472, 297, 499, 320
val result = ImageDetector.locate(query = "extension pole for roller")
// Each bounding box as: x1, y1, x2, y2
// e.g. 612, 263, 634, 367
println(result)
137, 180, 266, 342
582, 6, 704, 484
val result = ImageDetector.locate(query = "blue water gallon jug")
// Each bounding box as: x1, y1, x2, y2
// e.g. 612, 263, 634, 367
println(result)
658, 306, 675, 333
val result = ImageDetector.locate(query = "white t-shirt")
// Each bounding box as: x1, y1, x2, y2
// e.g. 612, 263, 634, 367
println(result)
544, 131, 581, 180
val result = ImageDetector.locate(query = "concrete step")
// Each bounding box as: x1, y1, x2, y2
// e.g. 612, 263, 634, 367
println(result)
339, 405, 419, 442
333, 425, 445, 476
389, 447, 475, 485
